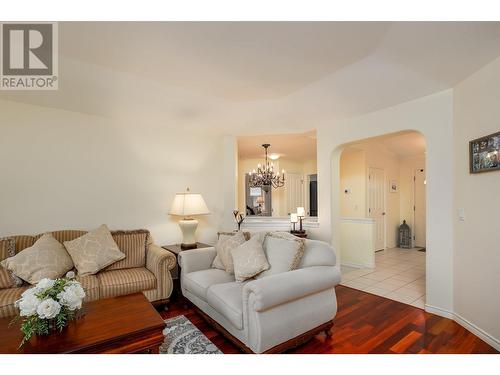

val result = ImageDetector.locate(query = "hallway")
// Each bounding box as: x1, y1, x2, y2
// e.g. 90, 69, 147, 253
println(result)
340, 248, 426, 308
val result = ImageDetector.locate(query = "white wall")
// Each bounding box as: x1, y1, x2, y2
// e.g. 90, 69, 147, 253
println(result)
0, 99, 227, 246
340, 148, 366, 218
453, 56, 500, 347
318, 90, 454, 315
340, 218, 375, 268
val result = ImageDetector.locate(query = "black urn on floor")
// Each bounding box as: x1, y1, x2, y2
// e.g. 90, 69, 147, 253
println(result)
399, 220, 412, 249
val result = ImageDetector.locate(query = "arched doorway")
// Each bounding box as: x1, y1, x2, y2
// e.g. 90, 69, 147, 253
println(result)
333, 131, 427, 308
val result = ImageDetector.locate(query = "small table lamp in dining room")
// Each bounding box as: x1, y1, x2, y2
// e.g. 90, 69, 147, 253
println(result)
169, 188, 210, 249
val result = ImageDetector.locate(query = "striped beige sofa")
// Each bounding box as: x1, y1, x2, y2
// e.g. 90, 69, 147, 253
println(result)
0, 229, 176, 318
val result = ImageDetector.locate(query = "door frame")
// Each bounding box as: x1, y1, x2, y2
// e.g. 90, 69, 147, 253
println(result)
413, 168, 426, 248
367, 166, 387, 251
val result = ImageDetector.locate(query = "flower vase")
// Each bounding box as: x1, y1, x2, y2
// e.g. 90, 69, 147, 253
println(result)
47, 307, 86, 332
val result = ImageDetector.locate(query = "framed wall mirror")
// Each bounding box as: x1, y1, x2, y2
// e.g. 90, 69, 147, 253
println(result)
237, 130, 318, 219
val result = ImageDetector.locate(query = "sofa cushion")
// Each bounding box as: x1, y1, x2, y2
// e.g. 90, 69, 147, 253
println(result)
206, 282, 244, 330
1, 233, 74, 284
64, 224, 125, 276
105, 230, 149, 271
212, 231, 246, 274
217, 231, 251, 241
298, 239, 337, 268
183, 269, 234, 300
35, 230, 88, 244
97, 267, 156, 299
255, 232, 305, 279
232, 232, 270, 282
0, 286, 28, 318
10, 235, 36, 253
75, 274, 100, 302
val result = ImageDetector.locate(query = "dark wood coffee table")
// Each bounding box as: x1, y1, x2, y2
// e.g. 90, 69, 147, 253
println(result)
0, 293, 165, 354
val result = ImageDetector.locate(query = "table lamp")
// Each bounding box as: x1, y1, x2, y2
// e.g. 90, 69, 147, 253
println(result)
297, 207, 305, 233
290, 213, 298, 232
169, 188, 210, 249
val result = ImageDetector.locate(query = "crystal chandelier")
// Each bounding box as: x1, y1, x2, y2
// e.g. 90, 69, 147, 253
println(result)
249, 144, 285, 192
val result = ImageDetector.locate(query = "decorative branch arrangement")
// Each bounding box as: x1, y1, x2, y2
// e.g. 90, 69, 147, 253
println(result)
233, 210, 245, 231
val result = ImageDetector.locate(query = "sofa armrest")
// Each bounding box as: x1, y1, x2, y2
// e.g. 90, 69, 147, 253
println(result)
146, 244, 177, 272
243, 266, 340, 312
178, 247, 216, 274
145, 244, 177, 301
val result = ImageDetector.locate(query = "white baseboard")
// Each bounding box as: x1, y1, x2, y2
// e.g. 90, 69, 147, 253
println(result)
425, 303, 454, 319
453, 312, 500, 351
425, 303, 500, 351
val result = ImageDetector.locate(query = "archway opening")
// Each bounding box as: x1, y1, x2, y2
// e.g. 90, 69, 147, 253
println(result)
335, 130, 427, 308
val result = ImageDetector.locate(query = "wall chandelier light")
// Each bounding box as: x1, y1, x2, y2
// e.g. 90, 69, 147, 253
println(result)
248, 144, 285, 192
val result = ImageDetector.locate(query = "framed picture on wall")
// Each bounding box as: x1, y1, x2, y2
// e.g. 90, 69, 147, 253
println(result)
389, 179, 398, 193
469, 131, 500, 174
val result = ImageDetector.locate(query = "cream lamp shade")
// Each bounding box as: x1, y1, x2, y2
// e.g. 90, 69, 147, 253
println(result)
297, 207, 306, 218
290, 213, 298, 223
169, 188, 210, 249
169, 191, 210, 217
256, 196, 265, 204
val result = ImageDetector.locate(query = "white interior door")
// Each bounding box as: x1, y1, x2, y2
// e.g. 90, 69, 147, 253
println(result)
414, 169, 426, 247
368, 167, 386, 251
285, 173, 304, 215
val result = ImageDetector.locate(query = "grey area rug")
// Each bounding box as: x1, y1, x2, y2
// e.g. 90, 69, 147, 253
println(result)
160, 315, 222, 354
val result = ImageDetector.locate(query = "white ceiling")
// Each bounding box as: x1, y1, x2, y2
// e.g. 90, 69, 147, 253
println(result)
2, 22, 500, 126
238, 131, 317, 161
348, 131, 426, 157
57, 22, 390, 101
380, 131, 426, 157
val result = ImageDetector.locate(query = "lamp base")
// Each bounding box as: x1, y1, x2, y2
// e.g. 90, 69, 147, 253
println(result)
179, 218, 199, 250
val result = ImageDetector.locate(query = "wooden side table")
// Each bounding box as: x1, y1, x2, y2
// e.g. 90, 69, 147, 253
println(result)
290, 231, 308, 239
162, 242, 213, 298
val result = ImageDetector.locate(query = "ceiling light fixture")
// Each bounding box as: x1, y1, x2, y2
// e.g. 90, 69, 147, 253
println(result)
248, 144, 285, 193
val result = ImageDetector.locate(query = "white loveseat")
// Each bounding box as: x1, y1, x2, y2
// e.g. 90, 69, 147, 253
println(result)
178, 238, 340, 353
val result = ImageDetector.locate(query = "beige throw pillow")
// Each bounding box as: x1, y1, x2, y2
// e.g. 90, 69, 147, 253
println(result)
1, 233, 74, 284
255, 232, 305, 279
232, 232, 270, 282
211, 231, 246, 274
64, 224, 125, 276
212, 233, 233, 270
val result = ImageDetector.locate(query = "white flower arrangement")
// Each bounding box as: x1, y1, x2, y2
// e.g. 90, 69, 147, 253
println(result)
13, 271, 85, 347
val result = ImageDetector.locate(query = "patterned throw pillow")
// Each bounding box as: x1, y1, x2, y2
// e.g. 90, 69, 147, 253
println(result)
232, 232, 270, 282
211, 231, 246, 274
1, 233, 74, 284
64, 224, 125, 276
255, 232, 305, 279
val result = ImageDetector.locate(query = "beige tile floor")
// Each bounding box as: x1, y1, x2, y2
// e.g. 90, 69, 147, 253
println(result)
340, 247, 426, 308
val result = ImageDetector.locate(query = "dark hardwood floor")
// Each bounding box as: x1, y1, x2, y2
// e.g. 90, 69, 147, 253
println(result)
161, 285, 498, 354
